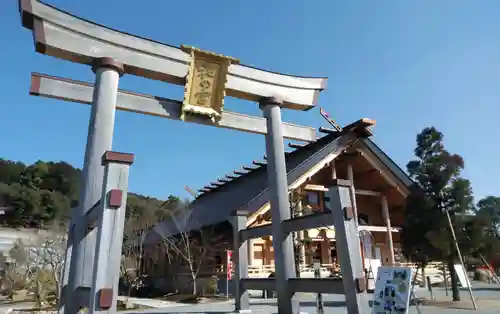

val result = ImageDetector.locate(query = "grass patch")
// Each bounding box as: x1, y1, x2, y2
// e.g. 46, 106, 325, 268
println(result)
116, 300, 152, 312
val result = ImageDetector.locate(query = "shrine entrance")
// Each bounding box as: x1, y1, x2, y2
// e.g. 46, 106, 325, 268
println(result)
18, 1, 369, 313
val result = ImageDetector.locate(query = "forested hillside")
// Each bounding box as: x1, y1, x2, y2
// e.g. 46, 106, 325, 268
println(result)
0, 158, 180, 229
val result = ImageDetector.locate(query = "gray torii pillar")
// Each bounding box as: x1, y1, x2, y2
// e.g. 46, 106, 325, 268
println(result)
89, 151, 134, 314
327, 179, 369, 314
231, 210, 251, 313
60, 57, 124, 314
260, 97, 299, 314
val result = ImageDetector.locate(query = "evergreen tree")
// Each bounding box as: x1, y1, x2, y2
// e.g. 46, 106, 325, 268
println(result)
0, 157, 182, 229
401, 127, 474, 301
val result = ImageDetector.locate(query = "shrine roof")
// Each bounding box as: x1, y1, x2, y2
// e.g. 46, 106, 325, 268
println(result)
147, 125, 412, 241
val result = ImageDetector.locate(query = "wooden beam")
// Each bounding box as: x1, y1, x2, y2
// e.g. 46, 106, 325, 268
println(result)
243, 166, 259, 171
264, 152, 290, 160
330, 160, 337, 180
319, 127, 340, 136
30, 73, 317, 142
358, 225, 400, 233
21, 0, 327, 110
356, 147, 409, 197
344, 151, 362, 157
234, 170, 247, 176
342, 118, 376, 137
243, 211, 401, 242
303, 184, 329, 192
381, 195, 396, 266
356, 169, 379, 177
226, 175, 238, 180
252, 160, 266, 167
287, 133, 357, 191
288, 142, 305, 149
303, 184, 381, 196
355, 189, 381, 197
198, 189, 211, 193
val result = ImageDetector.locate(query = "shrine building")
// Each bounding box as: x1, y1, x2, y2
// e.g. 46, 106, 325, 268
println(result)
147, 124, 413, 279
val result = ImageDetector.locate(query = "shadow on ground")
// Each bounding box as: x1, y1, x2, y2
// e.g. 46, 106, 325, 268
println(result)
125, 312, 229, 314
252, 300, 346, 307
468, 287, 500, 292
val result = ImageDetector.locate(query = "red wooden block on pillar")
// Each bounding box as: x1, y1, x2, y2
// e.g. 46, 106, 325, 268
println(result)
108, 189, 123, 208
98, 288, 113, 309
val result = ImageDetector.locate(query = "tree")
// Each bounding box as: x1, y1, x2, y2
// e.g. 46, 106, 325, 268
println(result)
153, 204, 226, 296
0, 156, 182, 229
464, 197, 500, 264
31, 226, 67, 304
0, 159, 25, 185
401, 127, 474, 301
3, 240, 31, 298
1, 228, 66, 306
475, 196, 500, 237
120, 211, 159, 296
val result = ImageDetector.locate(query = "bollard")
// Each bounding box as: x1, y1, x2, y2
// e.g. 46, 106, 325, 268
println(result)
426, 276, 434, 300
314, 263, 324, 314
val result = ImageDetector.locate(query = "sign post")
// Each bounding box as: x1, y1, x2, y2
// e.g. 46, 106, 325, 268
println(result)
313, 262, 324, 314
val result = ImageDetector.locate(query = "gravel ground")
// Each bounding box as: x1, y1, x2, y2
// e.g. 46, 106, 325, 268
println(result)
121, 282, 500, 314
2, 282, 498, 313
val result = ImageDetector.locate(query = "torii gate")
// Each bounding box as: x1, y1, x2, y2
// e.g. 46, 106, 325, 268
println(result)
18, 1, 368, 313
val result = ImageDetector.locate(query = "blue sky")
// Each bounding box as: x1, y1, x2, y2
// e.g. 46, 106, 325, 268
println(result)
1, 0, 499, 202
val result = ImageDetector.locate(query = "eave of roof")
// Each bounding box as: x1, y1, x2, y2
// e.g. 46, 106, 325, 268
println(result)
362, 138, 413, 188
194, 136, 413, 202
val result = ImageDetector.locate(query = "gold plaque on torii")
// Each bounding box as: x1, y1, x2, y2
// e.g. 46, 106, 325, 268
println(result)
180, 45, 240, 123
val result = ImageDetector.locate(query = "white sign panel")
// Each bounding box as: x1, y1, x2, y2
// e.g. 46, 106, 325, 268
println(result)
454, 264, 471, 288
372, 266, 413, 314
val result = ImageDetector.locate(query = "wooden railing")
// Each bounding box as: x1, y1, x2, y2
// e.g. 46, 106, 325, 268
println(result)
247, 264, 338, 278
246, 261, 451, 285
396, 262, 451, 286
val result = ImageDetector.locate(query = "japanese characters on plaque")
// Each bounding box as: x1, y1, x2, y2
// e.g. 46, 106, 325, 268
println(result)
180, 45, 239, 123
191, 60, 219, 108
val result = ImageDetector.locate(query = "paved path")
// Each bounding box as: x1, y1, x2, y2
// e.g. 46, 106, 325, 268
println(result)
122, 282, 500, 314
117, 296, 191, 308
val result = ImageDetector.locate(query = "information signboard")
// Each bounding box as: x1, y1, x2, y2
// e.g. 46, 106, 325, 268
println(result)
372, 266, 413, 314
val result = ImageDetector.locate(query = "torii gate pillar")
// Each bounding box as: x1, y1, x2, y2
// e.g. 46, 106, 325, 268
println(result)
61, 58, 124, 313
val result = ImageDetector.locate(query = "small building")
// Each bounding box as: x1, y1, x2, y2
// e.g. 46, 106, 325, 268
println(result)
146, 123, 412, 284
